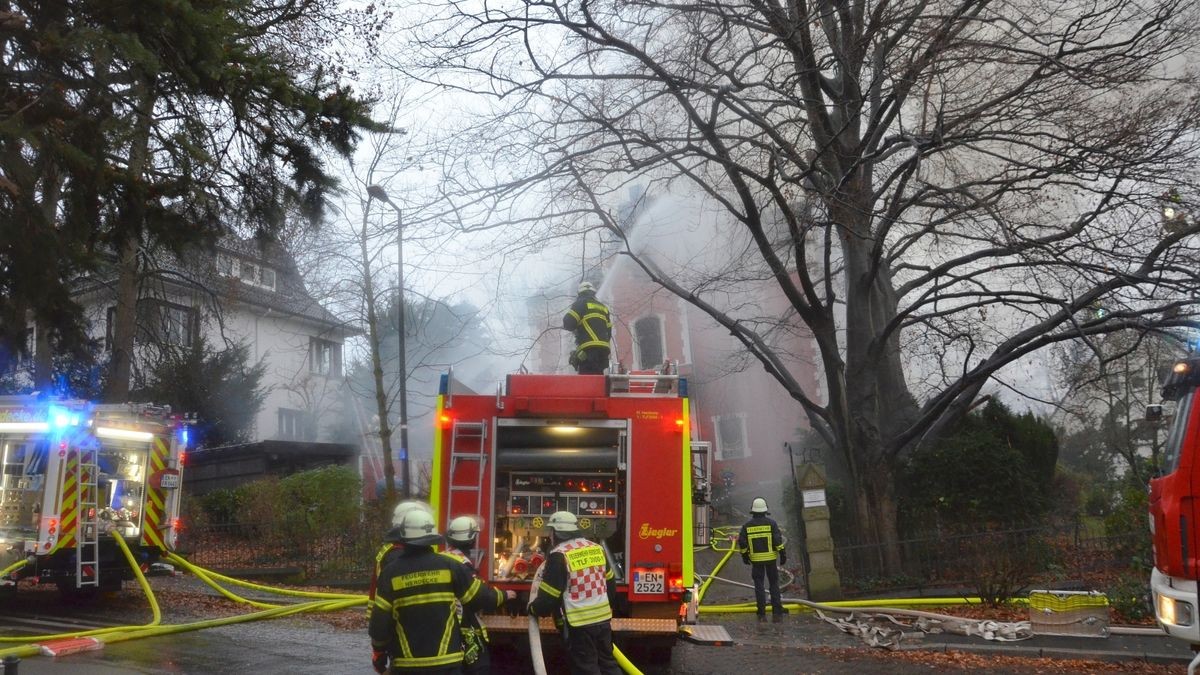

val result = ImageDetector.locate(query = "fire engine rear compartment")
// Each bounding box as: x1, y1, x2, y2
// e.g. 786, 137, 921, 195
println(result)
489, 418, 628, 586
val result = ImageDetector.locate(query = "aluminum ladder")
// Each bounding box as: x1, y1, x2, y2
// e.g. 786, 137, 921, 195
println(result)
447, 421, 488, 520
75, 446, 100, 588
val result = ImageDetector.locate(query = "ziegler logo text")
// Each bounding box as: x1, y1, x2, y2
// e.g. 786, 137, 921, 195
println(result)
639, 523, 678, 539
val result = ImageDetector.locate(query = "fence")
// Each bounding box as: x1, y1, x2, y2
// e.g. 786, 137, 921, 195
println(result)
176, 520, 388, 586
832, 519, 1143, 595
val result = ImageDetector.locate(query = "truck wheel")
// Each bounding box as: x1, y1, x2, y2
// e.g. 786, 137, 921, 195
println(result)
56, 582, 99, 604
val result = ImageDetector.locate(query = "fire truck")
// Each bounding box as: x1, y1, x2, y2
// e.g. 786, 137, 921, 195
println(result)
0, 396, 188, 597
428, 371, 712, 645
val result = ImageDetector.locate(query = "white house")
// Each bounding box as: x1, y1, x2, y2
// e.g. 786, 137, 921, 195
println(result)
70, 237, 358, 445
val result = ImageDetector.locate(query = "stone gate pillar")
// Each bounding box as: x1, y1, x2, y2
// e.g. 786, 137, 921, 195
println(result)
797, 463, 842, 601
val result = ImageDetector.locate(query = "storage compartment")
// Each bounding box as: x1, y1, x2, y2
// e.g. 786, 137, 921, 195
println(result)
490, 420, 627, 584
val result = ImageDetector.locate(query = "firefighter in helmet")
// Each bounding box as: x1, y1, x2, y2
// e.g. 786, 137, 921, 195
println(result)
528, 511, 621, 675
738, 497, 787, 621
368, 500, 434, 614
369, 509, 512, 674
443, 515, 495, 674
562, 281, 612, 375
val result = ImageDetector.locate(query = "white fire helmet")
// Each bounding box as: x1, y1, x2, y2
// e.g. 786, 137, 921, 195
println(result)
750, 497, 769, 514
397, 509, 442, 546
578, 281, 596, 294
547, 511, 580, 536
447, 515, 480, 544
392, 499, 433, 527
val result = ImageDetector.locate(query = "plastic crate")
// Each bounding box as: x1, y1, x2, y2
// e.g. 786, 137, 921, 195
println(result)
1028, 589, 1109, 637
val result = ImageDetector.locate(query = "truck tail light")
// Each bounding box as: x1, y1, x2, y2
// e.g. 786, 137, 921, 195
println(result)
669, 576, 684, 595
171, 518, 182, 532
439, 414, 453, 429
178, 451, 187, 467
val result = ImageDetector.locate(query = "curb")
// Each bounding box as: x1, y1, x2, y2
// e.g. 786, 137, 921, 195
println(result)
900, 640, 1192, 665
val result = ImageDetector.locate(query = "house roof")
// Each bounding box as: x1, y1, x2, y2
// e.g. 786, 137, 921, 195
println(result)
75, 236, 357, 335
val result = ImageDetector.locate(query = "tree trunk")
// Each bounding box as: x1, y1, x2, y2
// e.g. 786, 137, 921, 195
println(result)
833, 177, 916, 574
103, 79, 154, 403
32, 319, 52, 391
105, 237, 140, 401
358, 211, 397, 507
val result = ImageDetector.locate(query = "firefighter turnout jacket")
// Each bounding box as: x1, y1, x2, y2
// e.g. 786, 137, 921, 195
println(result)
562, 293, 612, 361
529, 537, 617, 628
738, 514, 786, 563
370, 546, 505, 670
443, 546, 490, 666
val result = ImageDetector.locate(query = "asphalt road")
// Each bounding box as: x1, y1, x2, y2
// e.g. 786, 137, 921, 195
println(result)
0, 559, 1192, 674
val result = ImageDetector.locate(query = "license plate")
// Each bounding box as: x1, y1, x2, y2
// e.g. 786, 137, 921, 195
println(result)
633, 569, 665, 594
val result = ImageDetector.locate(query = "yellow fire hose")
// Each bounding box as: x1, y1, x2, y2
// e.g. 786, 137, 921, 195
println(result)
0, 558, 27, 579
0, 532, 163, 644
0, 532, 368, 662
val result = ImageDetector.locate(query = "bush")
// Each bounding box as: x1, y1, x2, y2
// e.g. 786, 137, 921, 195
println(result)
1107, 572, 1153, 623
1104, 481, 1152, 572
941, 529, 1061, 607
901, 400, 1059, 531
276, 465, 362, 539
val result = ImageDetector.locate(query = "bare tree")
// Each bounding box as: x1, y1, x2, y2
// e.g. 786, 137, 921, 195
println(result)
1055, 330, 1186, 483
411, 0, 1200, 569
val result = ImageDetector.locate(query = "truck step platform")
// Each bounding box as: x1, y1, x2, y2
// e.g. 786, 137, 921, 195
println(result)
679, 624, 733, 645
482, 615, 679, 635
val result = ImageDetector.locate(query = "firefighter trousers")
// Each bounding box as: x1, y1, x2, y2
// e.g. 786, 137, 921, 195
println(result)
751, 561, 784, 615
563, 621, 622, 675
572, 348, 610, 375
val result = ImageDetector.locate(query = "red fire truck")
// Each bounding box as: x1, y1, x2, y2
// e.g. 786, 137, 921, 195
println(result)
0, 397, 188, 598
428, 371, 711, 645
1149, 357, 1200, 667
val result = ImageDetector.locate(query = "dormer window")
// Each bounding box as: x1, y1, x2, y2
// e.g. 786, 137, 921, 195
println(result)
216, 253, 276, 291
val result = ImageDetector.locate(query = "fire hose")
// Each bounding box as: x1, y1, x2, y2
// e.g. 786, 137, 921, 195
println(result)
2, 536, 651, 674
694, 526, 1035, 649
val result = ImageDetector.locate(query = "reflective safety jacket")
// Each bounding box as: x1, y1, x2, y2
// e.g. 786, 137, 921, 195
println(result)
529, 537, 616, 628
369, 546, 505, 670
443, 546, 489, 635
563, 292, 612, 359
738, 514, 785, 563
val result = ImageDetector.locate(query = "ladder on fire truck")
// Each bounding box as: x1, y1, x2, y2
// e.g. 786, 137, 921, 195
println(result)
448, 421, 488, 519
75, 444, 100, 588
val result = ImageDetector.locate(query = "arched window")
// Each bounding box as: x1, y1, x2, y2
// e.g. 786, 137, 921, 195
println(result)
633, 315, 665, 370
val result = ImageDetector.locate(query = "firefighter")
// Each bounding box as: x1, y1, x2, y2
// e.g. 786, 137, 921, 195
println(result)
738, 497, 787, 622
443, 515, 493, 674
527, 511, 621, 675
368, 500, 434, 613
562, 281, 612, 375
370, 509, 512, 674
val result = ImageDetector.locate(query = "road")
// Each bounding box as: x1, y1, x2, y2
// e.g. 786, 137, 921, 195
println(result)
0, 576, 1190, 674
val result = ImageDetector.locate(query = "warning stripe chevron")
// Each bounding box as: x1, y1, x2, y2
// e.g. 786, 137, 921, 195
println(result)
141, 436, 170, 551
54, 450, 80, 553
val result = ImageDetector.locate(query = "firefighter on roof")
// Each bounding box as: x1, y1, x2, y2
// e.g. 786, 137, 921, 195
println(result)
369, 509, 510, 674
738, 497, 788, 621
562, 281, 612, 375
528, 511, 621, 675
444, 515, 496, 674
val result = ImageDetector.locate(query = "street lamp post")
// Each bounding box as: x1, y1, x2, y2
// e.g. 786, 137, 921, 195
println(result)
367, 184, 411, 500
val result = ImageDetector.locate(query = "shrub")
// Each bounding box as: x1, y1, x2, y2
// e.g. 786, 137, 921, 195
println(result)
1107, 572, 1153, 623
